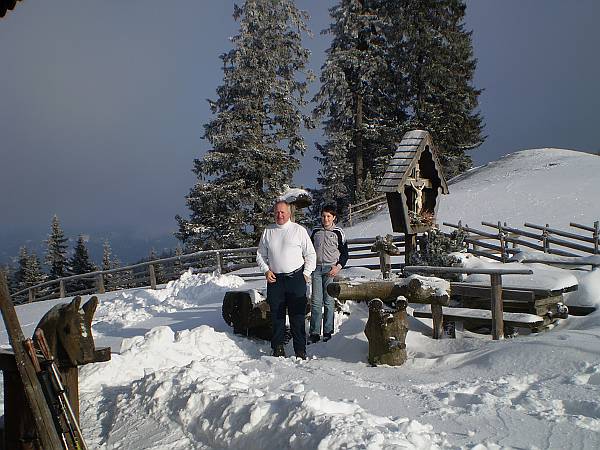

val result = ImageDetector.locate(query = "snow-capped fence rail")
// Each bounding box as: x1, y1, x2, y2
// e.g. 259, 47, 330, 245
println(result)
444, 220, 600, 262
10, 236, 408, 305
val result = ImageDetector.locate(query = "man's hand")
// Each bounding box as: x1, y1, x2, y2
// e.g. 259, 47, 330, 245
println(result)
327, 265, 341, 278
304, 274, 310, 283
265, 270, 277, 283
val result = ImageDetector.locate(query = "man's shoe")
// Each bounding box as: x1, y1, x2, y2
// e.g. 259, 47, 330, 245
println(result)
323, 332, 332, 342
308, 334, 321, 344
272, 345, 285, 357
295, 351, 307, 360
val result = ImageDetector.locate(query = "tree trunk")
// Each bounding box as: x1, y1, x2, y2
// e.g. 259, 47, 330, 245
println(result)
354, 92, 364, 198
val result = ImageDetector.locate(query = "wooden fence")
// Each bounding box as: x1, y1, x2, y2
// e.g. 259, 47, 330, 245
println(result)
11, 236, 407, 305
345, 195, 387, 226
444, 220, 600, 263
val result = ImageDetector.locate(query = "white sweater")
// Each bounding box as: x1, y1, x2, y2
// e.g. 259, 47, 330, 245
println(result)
256, 220, 316, 278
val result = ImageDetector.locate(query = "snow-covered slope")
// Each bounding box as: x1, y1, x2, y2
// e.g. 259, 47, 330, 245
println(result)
2, 149, 600, 449
348, 148, 600, 238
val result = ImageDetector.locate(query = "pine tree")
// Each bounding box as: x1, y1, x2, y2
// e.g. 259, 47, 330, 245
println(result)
176, 0, 313, 251
387, 0, 485, 178
68, 235, 96, 291
14, 246, 29, 289
314, 0, 484, 207
173, 245, 185, 278
45, 215, 69, 279
15, 247, 46, 291
102, 240, 112, 272
313, 0, 401, 212
102, 240, 115, 289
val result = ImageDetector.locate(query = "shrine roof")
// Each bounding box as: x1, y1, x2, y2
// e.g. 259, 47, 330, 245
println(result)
378, 130, 448, 193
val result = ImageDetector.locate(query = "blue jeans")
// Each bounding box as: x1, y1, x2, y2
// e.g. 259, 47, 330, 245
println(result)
310, 265, 335, 336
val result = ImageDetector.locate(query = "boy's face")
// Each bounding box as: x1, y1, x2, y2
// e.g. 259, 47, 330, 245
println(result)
321, 211, 335, 228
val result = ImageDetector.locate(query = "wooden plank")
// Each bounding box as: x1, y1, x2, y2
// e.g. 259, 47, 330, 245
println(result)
451, 283, 535, 301
0, 273, 64, 449
568, 305, 597, 316
412, 306, 546, 329
450, 281, 577, 298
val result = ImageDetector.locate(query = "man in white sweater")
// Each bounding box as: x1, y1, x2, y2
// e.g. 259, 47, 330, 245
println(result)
257, 201, 316, 359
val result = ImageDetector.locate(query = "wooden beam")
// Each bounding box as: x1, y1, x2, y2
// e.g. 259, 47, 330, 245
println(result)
0, 274, 64, 449
450, 283, 535, 301
490, 273, 504, 340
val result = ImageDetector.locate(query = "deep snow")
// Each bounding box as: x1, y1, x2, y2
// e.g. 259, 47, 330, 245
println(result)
2, 148, 600, 449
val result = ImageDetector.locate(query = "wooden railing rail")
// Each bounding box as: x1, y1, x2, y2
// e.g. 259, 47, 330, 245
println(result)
346, 195, 387, 226
444, 219, 599, 261
10, 236, 409, 304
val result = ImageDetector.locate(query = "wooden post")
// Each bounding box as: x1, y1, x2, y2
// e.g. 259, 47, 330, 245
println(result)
96, 273, 105, 294
594, 221, 599, 254
215, 251, 223, 276
498, 221, 507, 262
378, 250, 391, 279
508, 222, 519, 251
348, 204, 353, 227
542, 224, 549, 253
149, 264, 157, 290
404, 233, 417, 266
0, 274, 64, 450
490, 273, 504, 340
28, 287, 35, 304
431, 304, 444, 339
59, 279, 66, 298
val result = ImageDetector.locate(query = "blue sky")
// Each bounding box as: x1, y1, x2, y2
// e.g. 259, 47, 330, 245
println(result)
1, 0, 599, 262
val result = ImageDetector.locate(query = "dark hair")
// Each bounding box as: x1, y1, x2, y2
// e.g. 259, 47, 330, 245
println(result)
321, 204, 337, 217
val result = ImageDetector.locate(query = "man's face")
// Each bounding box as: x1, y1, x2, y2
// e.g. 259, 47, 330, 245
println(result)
321, 211, 335, 228
274, 202, 291, 225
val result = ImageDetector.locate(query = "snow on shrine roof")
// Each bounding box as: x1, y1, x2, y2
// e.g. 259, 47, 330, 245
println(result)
378, 130, 448, 194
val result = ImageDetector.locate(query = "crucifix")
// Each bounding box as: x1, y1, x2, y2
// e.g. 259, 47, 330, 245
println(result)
404, 166, 432, 216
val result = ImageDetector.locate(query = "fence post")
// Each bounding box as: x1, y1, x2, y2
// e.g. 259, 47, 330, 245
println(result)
347, 204, 353, 227
431, 303, 444, 339
215, 251, 223, 276
96, 274, 106, 294
507, 222, 519, 251
59, 280, 66, 298
149, 264, 157, 290
542, 224, 549, 253
490, 273, 504, 340
28, 287, 36, 303
594, 221, 599, 254
498, 221, 506, 262
378, 250, 391, 280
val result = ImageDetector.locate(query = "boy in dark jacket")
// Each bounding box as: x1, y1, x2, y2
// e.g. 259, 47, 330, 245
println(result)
309, 205, 349, 343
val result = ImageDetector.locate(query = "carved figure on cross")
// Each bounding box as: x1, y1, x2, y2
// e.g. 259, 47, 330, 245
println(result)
405, 166, 432, 216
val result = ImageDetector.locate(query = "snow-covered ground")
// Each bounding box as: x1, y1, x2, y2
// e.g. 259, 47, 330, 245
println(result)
2, 148, 600, 449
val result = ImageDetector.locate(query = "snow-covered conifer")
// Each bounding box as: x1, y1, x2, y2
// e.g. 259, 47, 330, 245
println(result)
44, 215, 68, 279
177, 0, 313, 250
68, 235, 96, 291
386, 0, 485, 178
313, 0, 399, 212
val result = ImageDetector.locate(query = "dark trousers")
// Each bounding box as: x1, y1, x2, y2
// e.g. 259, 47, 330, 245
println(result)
267, 269, 307, 355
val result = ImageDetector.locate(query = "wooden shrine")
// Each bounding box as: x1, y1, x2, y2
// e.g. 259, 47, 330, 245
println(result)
378, 130, 449, 263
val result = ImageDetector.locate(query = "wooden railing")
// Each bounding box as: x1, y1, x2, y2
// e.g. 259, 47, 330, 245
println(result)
444, 220, 600, 263
11, 236, 408, 305
345, 195, 387, 226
